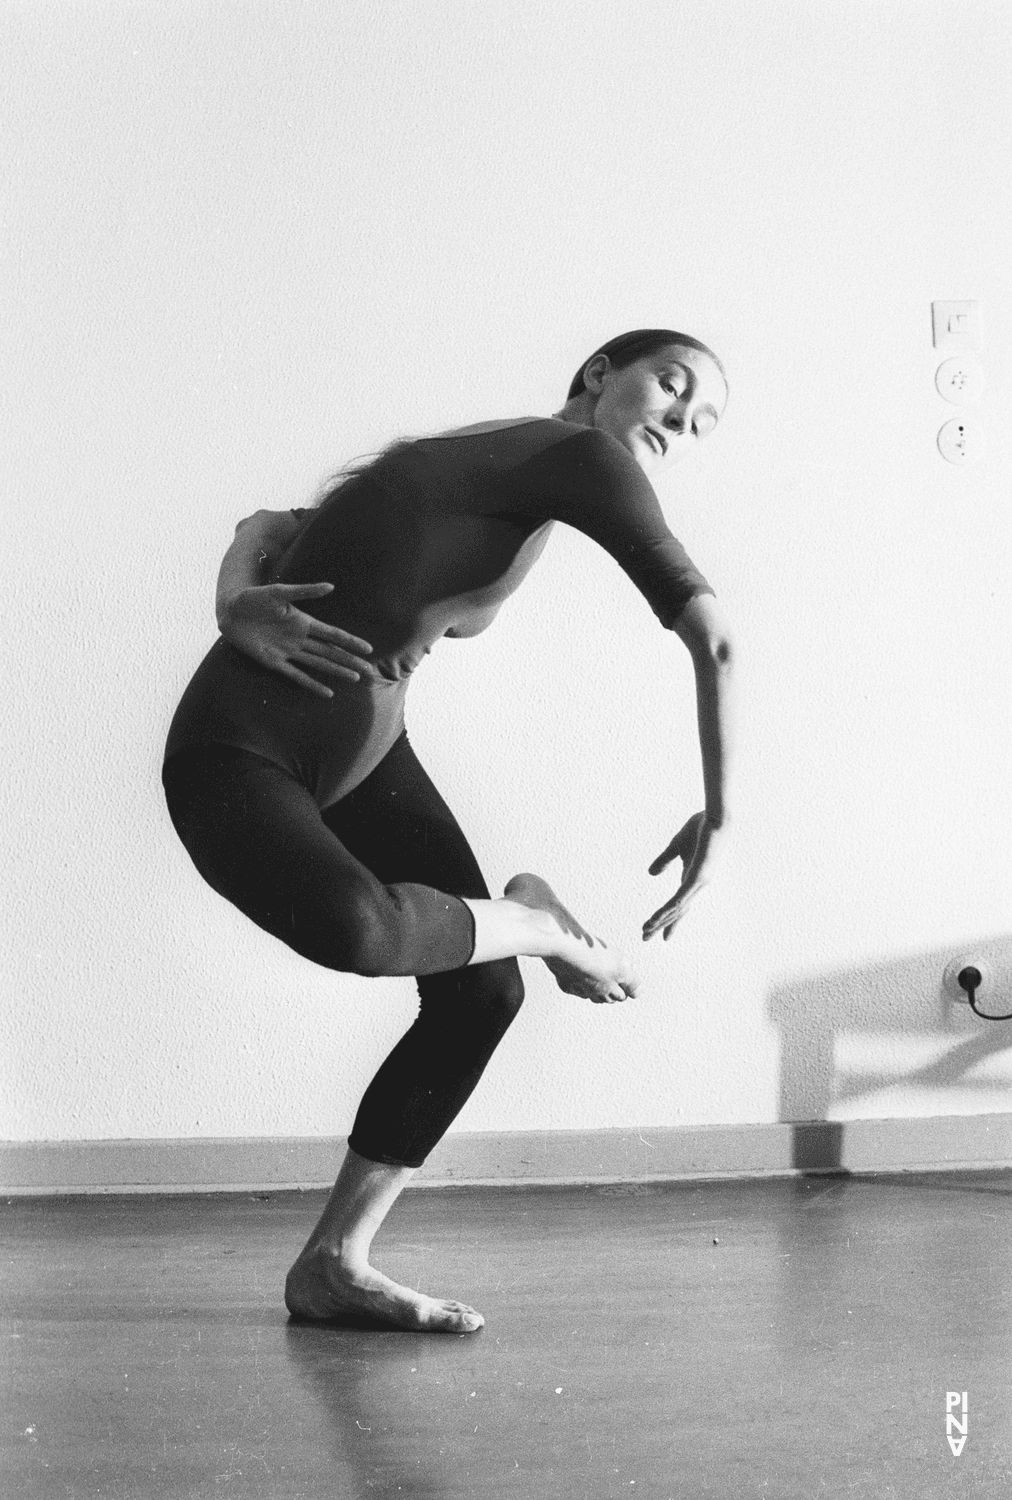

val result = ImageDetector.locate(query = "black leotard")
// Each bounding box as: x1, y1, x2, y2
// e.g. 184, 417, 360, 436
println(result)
164, 418, 712, 808
162, 417, 713, 1166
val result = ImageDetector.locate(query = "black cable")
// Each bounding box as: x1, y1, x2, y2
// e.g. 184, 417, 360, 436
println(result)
958, 966, 1012, 1022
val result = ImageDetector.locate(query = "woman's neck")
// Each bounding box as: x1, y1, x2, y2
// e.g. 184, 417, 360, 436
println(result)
553, 392, 596, 427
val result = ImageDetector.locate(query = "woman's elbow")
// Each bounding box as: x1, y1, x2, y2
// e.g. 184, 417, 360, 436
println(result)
235, 507, 295, 543
674, 608, 734, 671
708, 631, 733, 669
671, 595, 733, 664
688, 633, 733, 681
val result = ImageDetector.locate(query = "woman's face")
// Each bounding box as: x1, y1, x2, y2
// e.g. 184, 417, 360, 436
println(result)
586, 344, 727, 474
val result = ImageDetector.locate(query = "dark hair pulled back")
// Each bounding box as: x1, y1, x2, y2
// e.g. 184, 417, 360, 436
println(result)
567, 328, 727, 401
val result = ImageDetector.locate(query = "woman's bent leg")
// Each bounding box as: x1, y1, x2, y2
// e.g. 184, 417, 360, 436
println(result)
286, 733, 524, 1330
162, 746, 476, 977
164, 743, 491, 1332
164, 749, 636, 992
322, 733, 526, 1168
164, 739, 634, 1329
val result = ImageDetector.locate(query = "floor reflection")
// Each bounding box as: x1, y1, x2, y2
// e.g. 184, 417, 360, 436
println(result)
283, 1319, 477, 1499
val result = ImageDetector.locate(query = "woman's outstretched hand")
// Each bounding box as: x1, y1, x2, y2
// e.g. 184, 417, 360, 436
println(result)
642, 812, 726, 942
219, 583, 374, 699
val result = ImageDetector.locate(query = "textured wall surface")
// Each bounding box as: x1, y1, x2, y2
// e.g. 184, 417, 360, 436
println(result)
4, 0, 1012, 1144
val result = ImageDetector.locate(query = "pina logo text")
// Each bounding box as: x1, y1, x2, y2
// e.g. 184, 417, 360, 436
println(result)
946, 1391, 968, 1456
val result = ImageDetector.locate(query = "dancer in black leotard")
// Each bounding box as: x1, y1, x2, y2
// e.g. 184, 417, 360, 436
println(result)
163, 329, 735, 1333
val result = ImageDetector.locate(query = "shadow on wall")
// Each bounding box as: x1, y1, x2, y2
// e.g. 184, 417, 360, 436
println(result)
768, 935, 1012, 1172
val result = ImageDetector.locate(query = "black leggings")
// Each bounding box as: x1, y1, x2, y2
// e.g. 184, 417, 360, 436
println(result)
162, 733, 525, 1168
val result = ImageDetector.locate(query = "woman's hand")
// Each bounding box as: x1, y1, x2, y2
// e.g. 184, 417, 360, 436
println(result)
642, 812, 727, 941
219, 583, 375, 699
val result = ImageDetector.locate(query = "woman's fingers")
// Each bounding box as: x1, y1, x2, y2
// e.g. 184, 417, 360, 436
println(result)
224, 586, 376, 695
297, 638, 377, 672
642, 885, 700, 940
648, 825, 695, 876
291, 647, 372, 682
649, 813, 712, 877
301, 661, 364, 683
647, 839, 681, 877
271, 658, 336, 700
269, 582, 335, 600
643, 898, 694, 941
643, 815, 725, 940
305, 619, 374, 655
266, 584, 374, 656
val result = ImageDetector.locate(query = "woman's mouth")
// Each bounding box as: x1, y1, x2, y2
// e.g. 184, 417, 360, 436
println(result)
644, 426, 667, 456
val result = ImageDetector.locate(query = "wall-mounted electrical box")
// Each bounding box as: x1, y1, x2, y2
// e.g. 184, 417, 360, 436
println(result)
932, 300, 980, 353
932, 302, 983, 462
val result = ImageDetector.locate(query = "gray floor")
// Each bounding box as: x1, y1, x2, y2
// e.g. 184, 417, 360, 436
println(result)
3, 1171, 1011, 1498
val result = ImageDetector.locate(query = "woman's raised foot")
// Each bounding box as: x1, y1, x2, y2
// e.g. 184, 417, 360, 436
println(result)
504, 872, 639, 1003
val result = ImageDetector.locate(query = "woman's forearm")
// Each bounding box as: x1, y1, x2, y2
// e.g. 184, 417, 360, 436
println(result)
215, 509, 302, 627
692, 647, 735, 826
673, 594, 736, 826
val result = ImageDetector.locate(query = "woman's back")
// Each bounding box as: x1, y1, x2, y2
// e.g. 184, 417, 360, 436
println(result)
274, 419, 566, 677
164, 415, 711, 807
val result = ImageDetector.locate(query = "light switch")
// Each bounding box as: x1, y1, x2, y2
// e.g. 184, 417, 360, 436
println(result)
932, 301, 981, 352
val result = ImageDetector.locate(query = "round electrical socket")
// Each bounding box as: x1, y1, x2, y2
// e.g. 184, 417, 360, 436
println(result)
938, 417, 984, 464
935, 355, 985, 405
943, 957, 992, 1002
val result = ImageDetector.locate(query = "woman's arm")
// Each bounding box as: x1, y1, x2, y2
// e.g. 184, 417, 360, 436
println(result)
215, 508, 304, 627
642, 593, 736, 941
216, 509, 374, 698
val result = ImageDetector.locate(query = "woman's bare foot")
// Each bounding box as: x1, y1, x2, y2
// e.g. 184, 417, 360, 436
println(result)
285, 1246, 484, 1333
504, 872, 639, 1003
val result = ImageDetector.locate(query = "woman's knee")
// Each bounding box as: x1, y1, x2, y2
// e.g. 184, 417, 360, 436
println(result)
418, 957, 525, 1028
316, 881, 485, 978
479, 958, 526, 1022
313, 886, 397, 976
304, 882, 457, 977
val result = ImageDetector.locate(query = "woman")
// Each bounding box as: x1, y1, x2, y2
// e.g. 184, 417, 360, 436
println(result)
163, 328, 735, 1334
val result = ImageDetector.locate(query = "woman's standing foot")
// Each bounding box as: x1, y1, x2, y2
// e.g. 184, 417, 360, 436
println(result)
285, 1247, 484, 1333
283, 1147, 483, 1334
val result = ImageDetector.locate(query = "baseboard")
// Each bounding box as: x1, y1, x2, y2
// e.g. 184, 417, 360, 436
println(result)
3, 1115, 1012, 1195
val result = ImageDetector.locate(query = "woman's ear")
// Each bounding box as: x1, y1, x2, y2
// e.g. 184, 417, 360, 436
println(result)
581, 354, 611, 395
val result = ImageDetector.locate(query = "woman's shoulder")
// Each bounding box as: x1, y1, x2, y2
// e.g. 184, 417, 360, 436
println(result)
423, 417, 625, 459
415, 416, 620, 473
423, 415, 562, 442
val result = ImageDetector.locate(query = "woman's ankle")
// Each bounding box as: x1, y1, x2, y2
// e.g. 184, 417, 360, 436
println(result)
301, 1235, 371, 1273
465, 896, 559, 965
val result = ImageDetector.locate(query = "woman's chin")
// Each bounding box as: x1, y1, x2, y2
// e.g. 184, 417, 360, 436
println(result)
633, 435, 665, 473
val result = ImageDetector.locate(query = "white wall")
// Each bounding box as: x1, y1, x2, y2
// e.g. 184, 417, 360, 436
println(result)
4, 0, 1012, 1144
